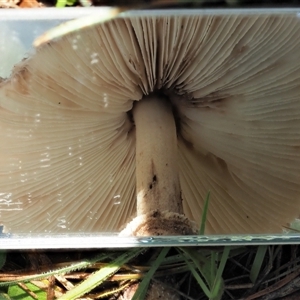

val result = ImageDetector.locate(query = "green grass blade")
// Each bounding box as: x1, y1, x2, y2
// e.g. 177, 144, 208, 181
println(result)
55, 0, 67, 7
199, 191, 210, 235
179, 248, 210, 280
210, 277, 224, 300
132, 247, 170, 300
179, 247, 213, 297
250, 245, 268, 283
210, 251, 216, 288
214, 247, 230, 283
180, 246, 228, 300
8, 283, 47, 300
0, 253, 110, 287
181, 253, 212, 297
58, 248, 143, 300
55, 0, 77, 7
0, 294, 12, 300
210, 247, 230, 299
158, 253, 186, 265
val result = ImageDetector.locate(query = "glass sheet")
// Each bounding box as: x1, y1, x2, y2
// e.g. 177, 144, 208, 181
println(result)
1, 8, 300, 249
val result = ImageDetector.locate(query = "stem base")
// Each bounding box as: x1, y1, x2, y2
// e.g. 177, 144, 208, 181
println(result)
120, 210, 198, 236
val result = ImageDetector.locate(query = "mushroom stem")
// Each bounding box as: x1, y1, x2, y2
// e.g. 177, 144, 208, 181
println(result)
133, 94, 183, 216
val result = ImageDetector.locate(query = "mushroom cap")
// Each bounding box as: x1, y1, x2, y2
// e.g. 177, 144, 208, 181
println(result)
1, 11, 300, 234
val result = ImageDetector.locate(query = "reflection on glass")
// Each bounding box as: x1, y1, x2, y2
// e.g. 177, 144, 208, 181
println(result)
0, 10, 300, 244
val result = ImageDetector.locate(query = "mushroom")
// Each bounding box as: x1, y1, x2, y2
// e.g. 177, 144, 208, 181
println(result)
1, 11, 300, 235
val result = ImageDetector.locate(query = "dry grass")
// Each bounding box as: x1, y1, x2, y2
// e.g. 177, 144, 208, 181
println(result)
0, 244, 300, 299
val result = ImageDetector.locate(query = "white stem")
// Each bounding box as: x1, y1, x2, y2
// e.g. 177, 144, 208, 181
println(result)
133, 94, 183, 216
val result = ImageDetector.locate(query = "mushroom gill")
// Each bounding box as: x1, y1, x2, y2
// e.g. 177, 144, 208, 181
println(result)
0, 13, 300, 234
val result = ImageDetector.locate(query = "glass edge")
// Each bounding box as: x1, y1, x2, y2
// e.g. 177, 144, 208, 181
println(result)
1, 234, 300, 250
0, 7, 300, 20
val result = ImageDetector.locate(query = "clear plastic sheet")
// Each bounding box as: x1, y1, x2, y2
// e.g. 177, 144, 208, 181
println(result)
1, 8, 300, 249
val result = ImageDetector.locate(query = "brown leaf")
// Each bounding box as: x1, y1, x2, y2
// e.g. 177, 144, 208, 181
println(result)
19, 0, 43, 7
